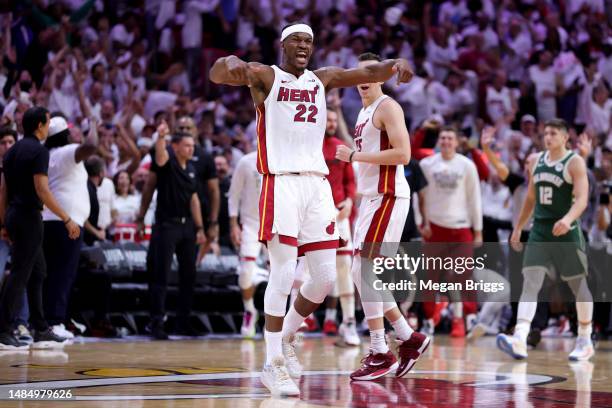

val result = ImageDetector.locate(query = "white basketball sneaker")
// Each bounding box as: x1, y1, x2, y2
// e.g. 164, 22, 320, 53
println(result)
496, 333, 528, 360
282, 334, 303, 378
568, 336, 594, 361
51, 324, 75, 340
338, 321, 361, 346
261, 357, 300, 397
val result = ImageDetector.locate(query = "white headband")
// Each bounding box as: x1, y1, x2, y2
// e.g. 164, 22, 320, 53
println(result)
281, 24, 314, 42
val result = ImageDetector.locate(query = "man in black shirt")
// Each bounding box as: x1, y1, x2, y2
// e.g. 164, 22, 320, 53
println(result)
145, 122, 206, 339
0, 107, 80, 349
176, 116, 220, 242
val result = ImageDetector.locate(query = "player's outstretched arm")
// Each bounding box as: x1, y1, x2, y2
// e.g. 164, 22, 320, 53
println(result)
315, 59, 413, 90
552, 155, 588, 236
336, 99, 410, 165
209, 56, 273, 89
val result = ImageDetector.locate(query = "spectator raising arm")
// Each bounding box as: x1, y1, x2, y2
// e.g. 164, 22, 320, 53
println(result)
116, 121, 142, 175
75, 118, 100, 163
480, 126, 509, 181
155, 121, 170, 167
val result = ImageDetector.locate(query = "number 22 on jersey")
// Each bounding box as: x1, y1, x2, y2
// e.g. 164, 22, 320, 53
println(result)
294, 104, 318, 123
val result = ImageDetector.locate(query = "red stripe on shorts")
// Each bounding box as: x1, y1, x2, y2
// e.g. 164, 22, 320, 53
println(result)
258, 174, 275, 243
363, 195, 396, 258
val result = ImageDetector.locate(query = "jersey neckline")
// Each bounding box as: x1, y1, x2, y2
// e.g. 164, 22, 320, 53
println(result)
273, 65, 308, 80
543, 150, 572, 167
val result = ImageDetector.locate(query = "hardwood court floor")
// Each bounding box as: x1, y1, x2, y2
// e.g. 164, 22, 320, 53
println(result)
0, 334, 610, 407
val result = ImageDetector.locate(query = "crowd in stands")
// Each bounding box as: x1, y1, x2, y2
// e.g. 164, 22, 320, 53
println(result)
0, 0, 610, 340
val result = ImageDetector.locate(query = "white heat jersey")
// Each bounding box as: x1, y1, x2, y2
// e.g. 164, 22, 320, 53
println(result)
353, 95, 410, 198
228, 151, 261, 224
256, 65, 328, 175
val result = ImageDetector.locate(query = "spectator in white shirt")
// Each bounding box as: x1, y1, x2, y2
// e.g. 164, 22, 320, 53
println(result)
501, 19, 532, 83
576, 59, 601, 129
588, 82, 612, 136
318, 32, 351, 68
112, 170, 140, 225
426, 26, 458, 83
486, 70, 516, 126
461, 13, 499, 50
424, 4, 458, 83
42, 115, 99, 338
182, 0, 221, 88
444, 71, 475, 132
46, 59, 80, 122
529, 50, 559, 122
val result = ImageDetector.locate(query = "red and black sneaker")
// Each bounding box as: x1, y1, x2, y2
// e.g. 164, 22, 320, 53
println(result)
350, 350, 398, 381
396, 332, 430, 378
323, 319, 338, 336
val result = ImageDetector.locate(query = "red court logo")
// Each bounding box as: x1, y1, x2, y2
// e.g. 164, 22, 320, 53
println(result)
326, 222, 335, 235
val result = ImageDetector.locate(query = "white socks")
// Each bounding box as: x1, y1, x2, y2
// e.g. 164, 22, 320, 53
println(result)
325, 308, 337, 322
370, 328, 389, 354
265, 330, 283, 365
390, 317, 414, 341
514, 320, 530, 343
282, 305, 305, 338
578, 321, 593, 339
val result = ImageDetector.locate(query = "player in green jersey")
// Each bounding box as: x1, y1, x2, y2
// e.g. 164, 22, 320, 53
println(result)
497, 119, 594, 361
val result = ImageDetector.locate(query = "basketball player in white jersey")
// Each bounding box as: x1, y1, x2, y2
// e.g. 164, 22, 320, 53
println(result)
228, 151, 263, 338
210, 24, 413, 396
336, 53, 430, 381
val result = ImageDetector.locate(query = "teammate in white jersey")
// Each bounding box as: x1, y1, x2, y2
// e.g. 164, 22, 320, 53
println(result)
336, 53, 430, 381
228, 151, 263, 338
210, 24, 413, 396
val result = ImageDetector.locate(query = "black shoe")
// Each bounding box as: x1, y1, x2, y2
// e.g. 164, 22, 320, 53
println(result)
149, 320, 169, 340
527, 328, 541, 348
0, 332, 29, 350
31, 328, 68, 349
